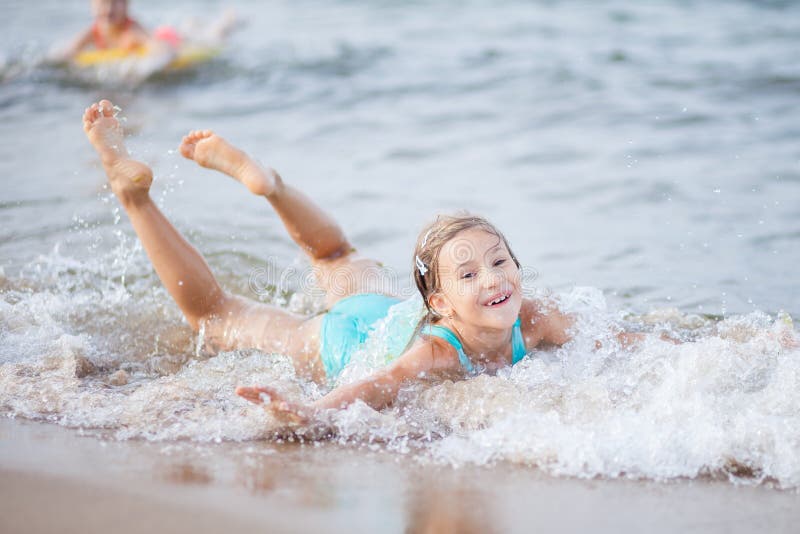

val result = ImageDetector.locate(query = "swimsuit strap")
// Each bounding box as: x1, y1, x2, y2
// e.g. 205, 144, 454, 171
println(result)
91, 17, 136, 50
420, 325, 475, 373
511, 316, 527, 364
421, 316, 528, 372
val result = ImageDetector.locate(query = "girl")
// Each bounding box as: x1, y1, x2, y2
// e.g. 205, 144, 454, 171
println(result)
51, 0, 236, 65
55, 0, 151, 62
82, 99, 618, 426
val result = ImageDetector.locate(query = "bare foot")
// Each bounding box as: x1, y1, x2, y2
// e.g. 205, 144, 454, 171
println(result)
179, 130, 279, 197
83, 100, 152, 205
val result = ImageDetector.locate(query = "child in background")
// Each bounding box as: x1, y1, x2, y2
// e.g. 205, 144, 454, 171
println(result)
50, 0, 236, 64
52, 0, 153, 62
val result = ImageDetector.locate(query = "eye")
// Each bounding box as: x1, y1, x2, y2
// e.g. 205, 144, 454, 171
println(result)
493, 259, 506, 267
461, 272, 475, 280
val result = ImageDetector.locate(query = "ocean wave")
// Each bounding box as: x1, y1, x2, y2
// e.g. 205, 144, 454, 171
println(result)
2, 264, 797, 487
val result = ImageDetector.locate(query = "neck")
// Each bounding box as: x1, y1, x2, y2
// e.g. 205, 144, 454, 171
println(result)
440, 318, 512, 362
98, 18, 128, 31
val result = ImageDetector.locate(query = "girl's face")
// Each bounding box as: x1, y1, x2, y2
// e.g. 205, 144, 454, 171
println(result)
92, 0, 128, 26
430, 228, 522, 330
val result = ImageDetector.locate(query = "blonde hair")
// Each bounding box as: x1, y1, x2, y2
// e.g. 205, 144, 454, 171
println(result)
413, 213, 520, 324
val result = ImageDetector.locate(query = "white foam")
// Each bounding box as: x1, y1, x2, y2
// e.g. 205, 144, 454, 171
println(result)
2, 256, 799, 487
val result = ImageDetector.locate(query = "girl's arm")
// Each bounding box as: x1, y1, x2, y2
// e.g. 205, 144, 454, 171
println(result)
525, 298, 677, 349
314, 343, 438, 410
543, 307, 676, 348
236, 340, 455, 423
47, 28, 94, 63
522, 298, 574, 347
539, 306, 574, 346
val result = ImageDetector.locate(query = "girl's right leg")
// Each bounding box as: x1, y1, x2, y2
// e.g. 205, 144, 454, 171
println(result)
83, 101, 325, 381
179, 131, 395, 308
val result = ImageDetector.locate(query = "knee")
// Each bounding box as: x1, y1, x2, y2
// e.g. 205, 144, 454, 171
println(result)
187, 293, 236, 334
313, 241, 355, 262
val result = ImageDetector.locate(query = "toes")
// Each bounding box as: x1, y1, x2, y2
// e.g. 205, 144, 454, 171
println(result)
98, 99, 115, 117
83, 103, 98, 122
179, 130, 215, 160
183, 129, 213, 141
82, 103, 100, 131
82, 100, 117, 128
179, 139, 194, 159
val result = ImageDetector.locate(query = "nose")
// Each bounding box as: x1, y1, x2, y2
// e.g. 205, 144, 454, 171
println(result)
480, 265, 504, 289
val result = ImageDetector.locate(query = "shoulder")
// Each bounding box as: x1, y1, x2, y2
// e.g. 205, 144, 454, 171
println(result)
73, 26, 95, 46
519, 296, 573, 347
386, 335, 462, 379
126, 17, 146, 31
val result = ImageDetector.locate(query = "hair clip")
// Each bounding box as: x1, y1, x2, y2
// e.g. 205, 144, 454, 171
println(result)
415, 255, 428, 276
421, 229, 433, 248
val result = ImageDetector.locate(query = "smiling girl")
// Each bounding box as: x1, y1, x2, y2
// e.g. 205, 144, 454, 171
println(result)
82, 99, 623, 425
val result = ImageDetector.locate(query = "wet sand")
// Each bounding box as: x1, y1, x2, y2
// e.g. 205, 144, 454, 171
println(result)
1, 417, 798, 534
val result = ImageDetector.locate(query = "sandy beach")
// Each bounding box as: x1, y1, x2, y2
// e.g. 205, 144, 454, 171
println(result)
1, 417, 798, 534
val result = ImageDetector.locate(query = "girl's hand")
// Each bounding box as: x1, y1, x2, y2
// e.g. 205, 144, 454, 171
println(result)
235, 385, 317, 425
765, 313, 799, 350
772, 329, 799, 350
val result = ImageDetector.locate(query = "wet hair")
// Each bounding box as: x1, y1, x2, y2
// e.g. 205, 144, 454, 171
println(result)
412, 212, 520, 324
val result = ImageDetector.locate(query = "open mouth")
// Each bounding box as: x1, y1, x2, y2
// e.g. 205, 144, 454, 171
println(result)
485, 292, 512, 307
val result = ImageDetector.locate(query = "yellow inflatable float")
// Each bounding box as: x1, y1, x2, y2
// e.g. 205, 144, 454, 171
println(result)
74, 44, 220, 71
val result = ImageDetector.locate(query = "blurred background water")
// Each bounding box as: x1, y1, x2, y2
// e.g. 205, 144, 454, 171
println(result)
2, 0, 798, 315
1, 0, 799, 486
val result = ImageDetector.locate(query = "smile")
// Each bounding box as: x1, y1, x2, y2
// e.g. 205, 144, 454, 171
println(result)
484, 292, 512, 306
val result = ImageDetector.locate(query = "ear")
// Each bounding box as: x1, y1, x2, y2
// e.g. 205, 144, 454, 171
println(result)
428, 292, 452, 318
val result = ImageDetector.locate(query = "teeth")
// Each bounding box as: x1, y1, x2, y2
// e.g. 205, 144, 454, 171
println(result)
489, 295, 508, 305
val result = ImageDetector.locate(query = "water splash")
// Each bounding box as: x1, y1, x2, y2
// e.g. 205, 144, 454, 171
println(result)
1, 251, 799, 488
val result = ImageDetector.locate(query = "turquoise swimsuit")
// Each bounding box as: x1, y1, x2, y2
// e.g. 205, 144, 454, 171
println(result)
319, 293, 404, 378
420, 316, 527, 374
319, 293, 528, 379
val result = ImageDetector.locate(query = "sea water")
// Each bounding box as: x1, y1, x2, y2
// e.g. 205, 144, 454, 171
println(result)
1, 0, 799, 488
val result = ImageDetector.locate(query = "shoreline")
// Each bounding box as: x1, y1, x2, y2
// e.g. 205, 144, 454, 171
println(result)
0, 469, 268, 534
2, 417, 799, 533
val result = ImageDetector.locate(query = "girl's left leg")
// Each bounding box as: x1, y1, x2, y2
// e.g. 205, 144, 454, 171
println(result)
83, 100, 325, 381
